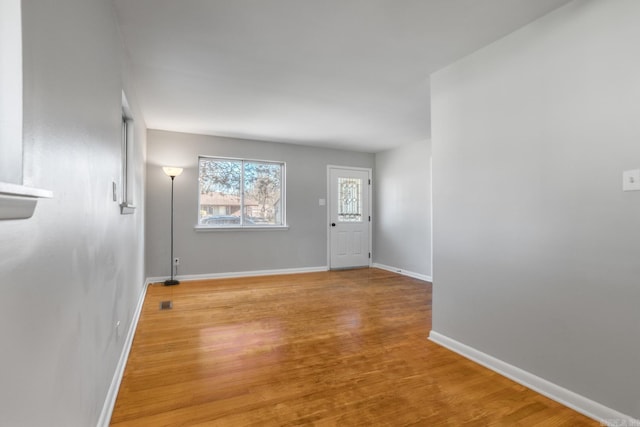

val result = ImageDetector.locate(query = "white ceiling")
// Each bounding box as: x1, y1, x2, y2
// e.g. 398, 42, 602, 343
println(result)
113, 0, 572, 152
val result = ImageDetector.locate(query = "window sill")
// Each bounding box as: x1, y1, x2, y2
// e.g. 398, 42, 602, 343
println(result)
120, 203, 136, 215
194, 224, 289, 232
0, 182, 53, 220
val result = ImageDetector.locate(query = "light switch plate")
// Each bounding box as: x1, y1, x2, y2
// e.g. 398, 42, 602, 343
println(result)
622, 169, 640, 191
319, 198, 326, 206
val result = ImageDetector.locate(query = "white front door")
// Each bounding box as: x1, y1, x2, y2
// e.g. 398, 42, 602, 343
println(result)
328, 167, 371, 269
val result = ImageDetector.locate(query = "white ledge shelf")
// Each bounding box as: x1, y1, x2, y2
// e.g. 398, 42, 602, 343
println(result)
0, 182, 53, 220
120, 203, 136, 215
194, 225, 289, 232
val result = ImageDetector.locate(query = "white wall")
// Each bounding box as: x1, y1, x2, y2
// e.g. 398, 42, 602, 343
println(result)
374, 140, 431, 279
0, 0, 147, 425
146, 130, 374, 278
431, 0, 640, 420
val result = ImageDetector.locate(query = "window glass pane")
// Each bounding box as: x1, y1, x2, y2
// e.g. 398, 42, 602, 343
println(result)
243, 161, 282, 225
198, 158, 242, 226
121, 117, 129, 203
338, 177, 362, 222
198, 156, 285, 227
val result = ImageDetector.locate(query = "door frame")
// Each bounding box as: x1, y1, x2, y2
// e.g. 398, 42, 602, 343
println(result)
326, 165, 373, 269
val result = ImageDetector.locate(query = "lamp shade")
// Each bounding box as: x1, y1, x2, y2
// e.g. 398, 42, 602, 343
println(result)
162, 166, 183, 177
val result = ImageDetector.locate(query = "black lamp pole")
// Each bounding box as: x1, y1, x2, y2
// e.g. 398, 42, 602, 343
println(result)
164, 172, 180, 286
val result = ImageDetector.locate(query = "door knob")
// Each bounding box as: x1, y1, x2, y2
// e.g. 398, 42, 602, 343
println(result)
331, 223, 336, 227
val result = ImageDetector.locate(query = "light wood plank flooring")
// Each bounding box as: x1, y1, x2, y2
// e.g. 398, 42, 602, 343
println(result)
111, 268, 597, 426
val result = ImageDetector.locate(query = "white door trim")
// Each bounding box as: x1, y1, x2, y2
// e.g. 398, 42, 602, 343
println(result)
326, 165, 373, 269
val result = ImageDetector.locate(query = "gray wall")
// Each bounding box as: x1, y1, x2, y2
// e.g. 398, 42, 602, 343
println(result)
0, 0, 147, 425
374, 140, 431, 277
146, 130, 374, 277
431, 0, 640, 419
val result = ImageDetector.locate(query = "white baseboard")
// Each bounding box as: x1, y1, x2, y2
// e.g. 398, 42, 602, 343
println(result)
372, 263, 432, 282
97, 281, 149, 427
146, 265, 329, 285
428, 331, 638, 426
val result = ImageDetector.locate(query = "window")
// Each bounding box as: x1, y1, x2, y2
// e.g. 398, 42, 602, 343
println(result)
0, 0, 52, 220
0, 0, 23, 185
120, 92, 135, 214
198, 156, 285, 228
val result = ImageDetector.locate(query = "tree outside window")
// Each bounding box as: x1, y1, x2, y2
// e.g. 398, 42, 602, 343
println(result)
198, 157, 285, 227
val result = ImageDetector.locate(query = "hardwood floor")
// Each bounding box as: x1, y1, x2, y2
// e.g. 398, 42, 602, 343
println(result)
111, 268, 597, 426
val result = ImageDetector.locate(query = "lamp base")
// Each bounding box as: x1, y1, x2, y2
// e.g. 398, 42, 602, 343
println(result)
164, 279, 180, 286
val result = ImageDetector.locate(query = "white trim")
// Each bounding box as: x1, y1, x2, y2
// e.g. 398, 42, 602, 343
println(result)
372, 263, 432, 282
326, 165, 373, 172
326, 169, 331, 268
0, 194, 38, 220
429, 154, 433, 283
0, 183, 53, 220
97, 281, 149, 427
146, 265, 329, 284
428, 331, 639, 427
194, 225, 289, 232
0, 182, 53, 198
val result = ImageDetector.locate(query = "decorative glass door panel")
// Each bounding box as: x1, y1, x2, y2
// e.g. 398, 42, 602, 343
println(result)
337, 177, 362, 222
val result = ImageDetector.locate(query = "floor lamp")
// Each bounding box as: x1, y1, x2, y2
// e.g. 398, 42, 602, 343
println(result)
162, 166, 183, 286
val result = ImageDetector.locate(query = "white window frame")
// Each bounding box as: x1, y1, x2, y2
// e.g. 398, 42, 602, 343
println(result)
0, 0, 52, 220
120, 92, 135, 214
195, 155, 287, 230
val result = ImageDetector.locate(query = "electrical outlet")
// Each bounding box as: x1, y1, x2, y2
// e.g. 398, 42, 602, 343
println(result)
173, 257, 180, 266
